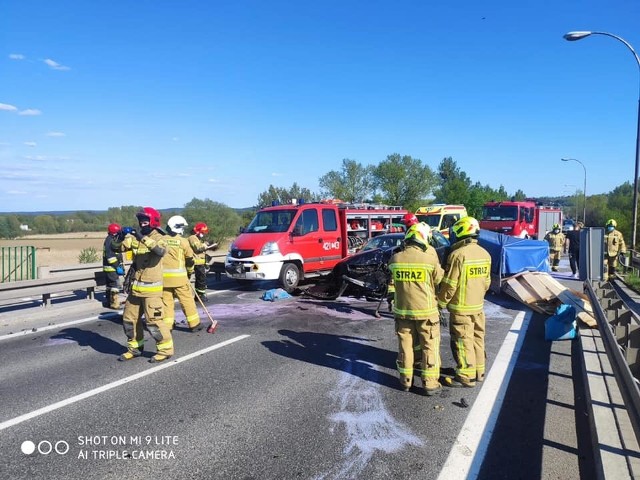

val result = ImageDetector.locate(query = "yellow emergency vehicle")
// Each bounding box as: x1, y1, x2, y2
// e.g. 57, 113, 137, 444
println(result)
415, 204, 468, 238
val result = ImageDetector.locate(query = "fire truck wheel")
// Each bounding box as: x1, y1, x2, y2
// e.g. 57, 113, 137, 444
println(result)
280, 263, 300, 293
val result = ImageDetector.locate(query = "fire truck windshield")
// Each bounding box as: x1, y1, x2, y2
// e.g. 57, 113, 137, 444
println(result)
481, 206, 518, 221
246, 210, 296, 233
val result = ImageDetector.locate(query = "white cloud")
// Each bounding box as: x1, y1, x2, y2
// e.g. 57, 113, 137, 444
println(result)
172, 137, 180, 142
9, 54, 25, 60
24, 141, 37, 147
18, 109, 42, 116
43, 58, 70, 71
24, 155, 46, 161
271, 172, 284, 177
0, 103, 18, 112
7, 190, 28, 195
46, 131, 66, 137
207, 178, 220, 183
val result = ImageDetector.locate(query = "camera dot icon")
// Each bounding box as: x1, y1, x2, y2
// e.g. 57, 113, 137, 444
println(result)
21, 441, 36, 455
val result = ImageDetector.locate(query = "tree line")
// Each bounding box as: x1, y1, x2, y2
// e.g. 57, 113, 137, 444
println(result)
0, 154, 636, 246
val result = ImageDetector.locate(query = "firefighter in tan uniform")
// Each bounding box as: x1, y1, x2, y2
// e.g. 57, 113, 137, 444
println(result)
388, 223, 444, 396
544, 223, 565, 272
605, 218, 627, 280
119, 207, 173, 363
438, 216, 491, 388
187, 222, 216, 302
162, 216, 209, 332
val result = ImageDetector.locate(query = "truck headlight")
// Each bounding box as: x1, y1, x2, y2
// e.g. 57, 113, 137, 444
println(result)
260, 242, 280, 256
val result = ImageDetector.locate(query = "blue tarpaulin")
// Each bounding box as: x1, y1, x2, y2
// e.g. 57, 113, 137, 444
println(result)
478, 230, 550, 279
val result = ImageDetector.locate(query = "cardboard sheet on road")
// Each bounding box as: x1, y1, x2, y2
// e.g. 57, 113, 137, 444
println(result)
503, 271, 597, 328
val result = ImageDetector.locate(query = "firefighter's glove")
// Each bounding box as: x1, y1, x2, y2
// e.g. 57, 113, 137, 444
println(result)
133, 229, 144, 241
116, 265, 125, 276
439, 309, 448, 328
122, 226, 135, 236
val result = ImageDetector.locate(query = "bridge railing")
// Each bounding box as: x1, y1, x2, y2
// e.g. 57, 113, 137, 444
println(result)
584, 279, 640, 476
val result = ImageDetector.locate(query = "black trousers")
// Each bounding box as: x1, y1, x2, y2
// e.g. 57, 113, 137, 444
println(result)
569, 250, 580, 275
193, 264, 207, 294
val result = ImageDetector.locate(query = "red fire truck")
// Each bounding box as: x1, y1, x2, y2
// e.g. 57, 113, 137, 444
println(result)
479, 200, 562, 239
225, 200, 408, 292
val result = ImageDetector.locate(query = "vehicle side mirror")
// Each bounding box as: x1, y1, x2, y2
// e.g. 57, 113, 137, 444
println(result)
239, 226, 245, 233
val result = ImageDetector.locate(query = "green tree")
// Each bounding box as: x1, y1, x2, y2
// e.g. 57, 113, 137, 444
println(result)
256, 183, 316, 208
31, 215, 57, 234
466, 183, 509, 218
513, 189, 527, 201
182, 198, 243, 244
433, 157, 472, 205
0, 215, 24, 239
318, 159, 374, 202
373, 153, 436, 211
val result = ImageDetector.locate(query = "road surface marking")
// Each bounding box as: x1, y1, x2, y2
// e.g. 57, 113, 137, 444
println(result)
437, 310, 532, 480
0, 313, 121, 342
0, 335, 250, 431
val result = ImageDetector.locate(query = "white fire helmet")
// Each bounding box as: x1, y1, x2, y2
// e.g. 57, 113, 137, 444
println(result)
167, 215, 188, 235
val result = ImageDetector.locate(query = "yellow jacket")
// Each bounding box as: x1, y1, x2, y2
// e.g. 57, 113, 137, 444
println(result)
121, 230, 167, 298
163, 234, 195, 288
388, 244, 444, 321
605, 229, 626, 257
188, 234, 207, 266
544, 231, 565, 252
438, 238, 491, 315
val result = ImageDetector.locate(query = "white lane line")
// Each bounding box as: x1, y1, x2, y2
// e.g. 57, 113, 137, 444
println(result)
0, 334, 250, 431
0, 313, 120, 342
437, 310, 532, 480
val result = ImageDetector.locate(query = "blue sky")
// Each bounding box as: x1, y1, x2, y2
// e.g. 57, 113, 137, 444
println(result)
1, 1, 639, 212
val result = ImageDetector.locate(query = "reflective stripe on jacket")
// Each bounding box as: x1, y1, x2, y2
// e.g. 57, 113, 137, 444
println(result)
102, 235, 123, 272
188, 234, 207, 265
122, 230, 166, 297
544, 232, 565, 252
605, 230, 626, 257
438, 238, 491, 315
163, 235, 195, 288
388, 244, 444, 321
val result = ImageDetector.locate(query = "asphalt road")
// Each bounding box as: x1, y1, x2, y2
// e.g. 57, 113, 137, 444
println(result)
0, 278, 555, 480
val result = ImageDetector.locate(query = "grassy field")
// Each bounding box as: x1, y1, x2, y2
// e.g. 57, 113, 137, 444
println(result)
0, 232, 230, 268
0, 232, 105, 267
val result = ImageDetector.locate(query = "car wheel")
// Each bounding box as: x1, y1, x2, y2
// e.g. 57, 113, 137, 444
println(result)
279, 263, 300, 293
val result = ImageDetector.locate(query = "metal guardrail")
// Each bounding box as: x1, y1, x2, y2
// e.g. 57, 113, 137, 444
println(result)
585, 280, 640, 449
0, 255, 228, 307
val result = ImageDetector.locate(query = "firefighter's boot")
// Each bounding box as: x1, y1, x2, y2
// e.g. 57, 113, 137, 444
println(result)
444, 376, 476, 388
399, 376, 412, 392
149, 353, 172, 363
423, 379, 442, 397
118, 347, 143, 362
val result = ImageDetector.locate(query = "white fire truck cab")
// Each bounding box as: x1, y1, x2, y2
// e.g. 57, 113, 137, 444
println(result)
225, 200, 407, 292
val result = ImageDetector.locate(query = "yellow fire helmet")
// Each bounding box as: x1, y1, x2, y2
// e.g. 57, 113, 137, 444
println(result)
552, 223, 560, 230
606, 218, 617, 228
452, 216, 480, 240
405, 222, 431, 247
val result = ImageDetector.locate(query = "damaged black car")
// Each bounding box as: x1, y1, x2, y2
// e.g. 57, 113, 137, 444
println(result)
306, 231, 450, 310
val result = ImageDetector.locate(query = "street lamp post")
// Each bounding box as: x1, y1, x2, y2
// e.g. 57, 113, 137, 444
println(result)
564, 30, 640, 248
564, 183, 579, 219
561, 158, 587, 222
